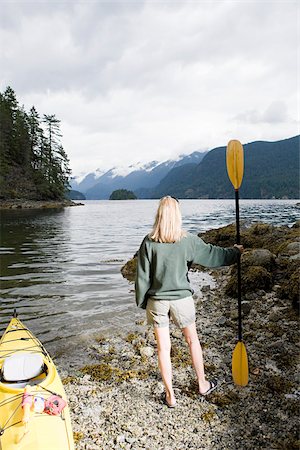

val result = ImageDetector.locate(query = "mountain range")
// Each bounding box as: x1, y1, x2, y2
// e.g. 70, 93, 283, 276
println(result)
71, 151, 207, 199
71, 135, 299, 199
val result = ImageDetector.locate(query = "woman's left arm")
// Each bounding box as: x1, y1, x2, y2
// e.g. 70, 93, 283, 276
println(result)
191, 235, 242, 268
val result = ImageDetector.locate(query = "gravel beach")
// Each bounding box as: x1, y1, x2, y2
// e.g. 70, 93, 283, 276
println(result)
62, 265, 299, 450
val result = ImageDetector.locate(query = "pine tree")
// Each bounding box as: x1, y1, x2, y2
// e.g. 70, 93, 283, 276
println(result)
0, 87, 72, 200
42, 114, 71, 199
28, 106, 42, 169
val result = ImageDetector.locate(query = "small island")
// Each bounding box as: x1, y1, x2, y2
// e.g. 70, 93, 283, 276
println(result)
109, 189, 137, 200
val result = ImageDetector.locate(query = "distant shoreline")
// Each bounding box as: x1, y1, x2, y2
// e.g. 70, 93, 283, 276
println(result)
0, 199, 84, 209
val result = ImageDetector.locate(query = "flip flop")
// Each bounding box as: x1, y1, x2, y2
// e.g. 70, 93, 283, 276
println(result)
163, 395, 176, 408
199, 379, 218, 397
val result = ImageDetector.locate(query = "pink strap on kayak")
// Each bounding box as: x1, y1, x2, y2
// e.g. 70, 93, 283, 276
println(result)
22, 392, 33, 407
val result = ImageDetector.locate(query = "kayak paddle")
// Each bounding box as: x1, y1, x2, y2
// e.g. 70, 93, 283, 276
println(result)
226, 139, 249, 386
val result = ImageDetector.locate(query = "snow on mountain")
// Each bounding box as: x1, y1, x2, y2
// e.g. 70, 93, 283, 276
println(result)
110, 161, 160, 178
72, 151, 207, 199
70, 168, 106, 190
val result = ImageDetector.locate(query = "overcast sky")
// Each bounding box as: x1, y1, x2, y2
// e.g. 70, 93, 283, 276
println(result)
1, 1, 299, 177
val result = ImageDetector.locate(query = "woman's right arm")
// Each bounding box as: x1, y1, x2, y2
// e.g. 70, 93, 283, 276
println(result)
135, 238, 151, 309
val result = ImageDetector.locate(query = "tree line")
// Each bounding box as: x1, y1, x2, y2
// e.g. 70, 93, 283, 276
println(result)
0, 86, 71, 200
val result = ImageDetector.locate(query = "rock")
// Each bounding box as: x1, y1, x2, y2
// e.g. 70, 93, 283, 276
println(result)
284, 394, 300, 400
242, 249, 276, 271
121, 256, 137, 282
278, 241, 300, 258
116, 434, 126, 443
245, 292, 259, 300
272, 284, 281, 291
269, 306, 288, 322
171, 330, 182, 339
286, 242, 300, 253
139, 346, 154, 358
151, 382, 165, 397
265, 359, 281, 374
218, 316, 226, 326
230, 311, 239, 320
277, 263, 300, 309
201, 285, 210, 292
225, 265, 272, 297
290, 253, 300, 261
241, 301, 252, 315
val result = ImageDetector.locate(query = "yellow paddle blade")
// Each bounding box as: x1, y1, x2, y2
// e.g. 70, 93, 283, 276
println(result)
226, 140, 244, 190
232, 341, 249, 386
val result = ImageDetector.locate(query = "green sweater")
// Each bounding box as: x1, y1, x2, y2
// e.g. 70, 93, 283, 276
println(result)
135, 232, 240, 309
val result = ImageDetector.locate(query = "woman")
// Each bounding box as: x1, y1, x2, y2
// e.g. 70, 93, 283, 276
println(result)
135, 196, 243, 408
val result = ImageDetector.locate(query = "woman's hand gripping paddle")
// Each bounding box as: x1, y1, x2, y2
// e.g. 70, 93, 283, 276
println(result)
226, 140, 249, 386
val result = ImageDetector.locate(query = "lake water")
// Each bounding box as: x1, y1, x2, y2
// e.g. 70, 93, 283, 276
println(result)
0, 199, 299, 366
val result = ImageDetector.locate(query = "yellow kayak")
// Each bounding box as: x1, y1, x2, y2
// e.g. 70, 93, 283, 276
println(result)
0, 314, 74, 449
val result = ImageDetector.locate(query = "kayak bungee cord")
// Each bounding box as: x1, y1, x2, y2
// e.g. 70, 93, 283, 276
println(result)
0, 325, 49, 361
1, 325, 49, 357
0, 393, 24, 408
0, 345, 46, 360
0, 401, 22, 436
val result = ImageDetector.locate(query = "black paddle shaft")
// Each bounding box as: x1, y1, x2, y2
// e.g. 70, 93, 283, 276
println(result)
235, 189, 242, 341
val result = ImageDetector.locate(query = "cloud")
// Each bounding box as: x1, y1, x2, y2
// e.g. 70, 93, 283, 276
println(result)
235, 101, 289, 124
0, 1, 298, 175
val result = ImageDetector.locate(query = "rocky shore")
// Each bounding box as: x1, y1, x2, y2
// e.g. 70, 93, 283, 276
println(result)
62, 221, 299, 450
0, 199, 83, 209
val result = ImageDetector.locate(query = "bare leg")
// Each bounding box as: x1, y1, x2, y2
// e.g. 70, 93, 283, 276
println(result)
154, 326, 176, 406
182, 322, 211, 394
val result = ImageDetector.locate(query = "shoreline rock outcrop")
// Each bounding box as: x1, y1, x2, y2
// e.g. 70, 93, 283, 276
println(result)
0, 199, 84, 209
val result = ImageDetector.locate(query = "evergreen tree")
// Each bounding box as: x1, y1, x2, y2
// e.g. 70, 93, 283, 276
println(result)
0, 88, 17, 172
0, 86, 72, 200
28, 106, 42, 169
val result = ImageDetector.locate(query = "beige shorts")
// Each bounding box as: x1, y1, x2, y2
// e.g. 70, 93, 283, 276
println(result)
146, 296, 195, 329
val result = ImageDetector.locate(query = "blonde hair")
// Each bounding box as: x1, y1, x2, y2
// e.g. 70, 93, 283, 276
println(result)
150, 196, 186, 243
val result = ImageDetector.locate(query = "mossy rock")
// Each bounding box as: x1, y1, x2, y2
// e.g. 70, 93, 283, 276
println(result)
277, 265, 300, 310
225, 265, 273, 297
81, 363, 114, 381
170, 345, 191, 368
266, 375, 293, 394
210, 391, 240, 407
80, 363, 148, 383
199, 223, 237, 247
242, 249, 276, 271
201, 409, 217, 423
199, 222, 299, 256
121, 256, 137, 282
62, 376, 77, 385
125, 332, 139, 343
73, 432, 84, 443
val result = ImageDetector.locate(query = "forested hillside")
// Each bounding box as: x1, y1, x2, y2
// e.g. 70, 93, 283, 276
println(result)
151, 136, 299, 199
0, 87, 71, 200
